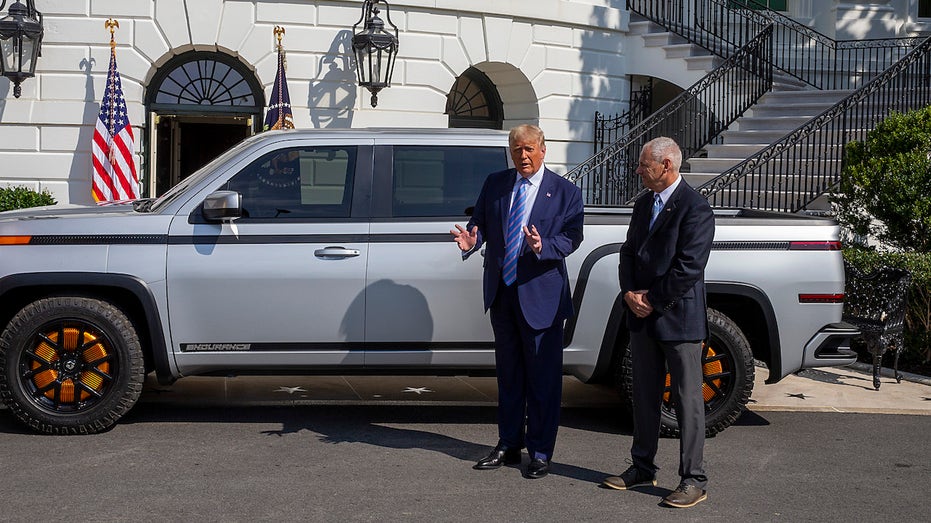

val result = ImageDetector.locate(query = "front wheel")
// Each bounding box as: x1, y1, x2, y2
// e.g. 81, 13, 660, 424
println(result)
0, 297, 145, 434
614, 308, 755, 437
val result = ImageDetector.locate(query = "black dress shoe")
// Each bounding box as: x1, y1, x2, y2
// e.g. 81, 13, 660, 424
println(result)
473, 444, 521, 470
525, 458, 550, 479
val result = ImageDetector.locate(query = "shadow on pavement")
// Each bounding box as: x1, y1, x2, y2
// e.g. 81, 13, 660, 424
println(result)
0, 403, 631, 484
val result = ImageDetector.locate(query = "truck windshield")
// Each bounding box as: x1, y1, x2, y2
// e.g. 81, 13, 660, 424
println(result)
145, 136, 259, 213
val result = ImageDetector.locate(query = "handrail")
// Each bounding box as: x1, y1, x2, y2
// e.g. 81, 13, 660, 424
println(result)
704, 0, 922, 90
567, 25, 773, 205
630, 0, 922, 90
594, 82, 652, 155
698, 35, 931, 212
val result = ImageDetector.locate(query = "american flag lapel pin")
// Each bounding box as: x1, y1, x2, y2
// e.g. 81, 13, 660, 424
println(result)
546, 192, 552, 198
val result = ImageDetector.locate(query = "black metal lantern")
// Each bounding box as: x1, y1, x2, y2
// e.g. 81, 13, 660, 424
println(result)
351, 0, 398, 108
0, 0, 43, 98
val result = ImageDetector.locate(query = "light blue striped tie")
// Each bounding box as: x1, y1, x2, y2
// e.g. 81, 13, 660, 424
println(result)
649, 193, 662, 229
502, 178, 530, 286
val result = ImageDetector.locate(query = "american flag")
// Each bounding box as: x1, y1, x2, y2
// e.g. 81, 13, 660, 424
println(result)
92, 45, 139, 202
264, 35, 294, 131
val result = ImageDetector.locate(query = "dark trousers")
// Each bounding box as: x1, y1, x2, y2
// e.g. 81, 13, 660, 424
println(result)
629, 329, 707, 488
489, 280, 564, 460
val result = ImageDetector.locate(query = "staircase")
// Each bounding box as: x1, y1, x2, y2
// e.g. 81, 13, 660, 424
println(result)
627, 17, 722, 81
571, 0, 931, 213
685, 88, 851, 210
627, 15, 853, 211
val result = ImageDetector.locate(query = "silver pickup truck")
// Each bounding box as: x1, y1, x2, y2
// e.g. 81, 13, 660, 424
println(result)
0, 128, 858, 435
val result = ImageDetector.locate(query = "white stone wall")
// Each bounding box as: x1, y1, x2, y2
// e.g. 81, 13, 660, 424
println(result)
0, 0, 628, 205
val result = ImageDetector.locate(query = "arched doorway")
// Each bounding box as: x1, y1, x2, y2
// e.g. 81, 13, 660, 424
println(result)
145, 51, 265, 196
445, 67, 503, 129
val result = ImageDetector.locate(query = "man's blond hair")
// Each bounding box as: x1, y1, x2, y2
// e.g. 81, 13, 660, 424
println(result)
509, 124, 546, 148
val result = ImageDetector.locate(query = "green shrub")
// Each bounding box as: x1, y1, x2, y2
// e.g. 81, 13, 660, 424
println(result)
0, 186, 57, 212
844, 248, 931, 366
833, 107, 931, 252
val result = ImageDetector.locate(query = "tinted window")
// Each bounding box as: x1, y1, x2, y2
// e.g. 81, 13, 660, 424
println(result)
392, 146, 507, 217
225, 146, 356, 219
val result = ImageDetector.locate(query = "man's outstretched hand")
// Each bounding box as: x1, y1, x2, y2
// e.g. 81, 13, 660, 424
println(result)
451, 224, 478, 252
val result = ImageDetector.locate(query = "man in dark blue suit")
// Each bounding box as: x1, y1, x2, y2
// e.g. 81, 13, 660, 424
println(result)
451, 124, 584, 479
604, 137, 714, 508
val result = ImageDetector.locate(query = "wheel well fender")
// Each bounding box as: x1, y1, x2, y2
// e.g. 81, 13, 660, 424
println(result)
706, 282, 781, 383
0, 272, 173, 384
588, 282, 780, 384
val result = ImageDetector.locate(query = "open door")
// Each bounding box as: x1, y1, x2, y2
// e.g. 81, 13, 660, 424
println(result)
151, 114, 252, 196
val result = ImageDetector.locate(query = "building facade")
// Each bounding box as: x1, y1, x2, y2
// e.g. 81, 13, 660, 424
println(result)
0, 0, 928, 205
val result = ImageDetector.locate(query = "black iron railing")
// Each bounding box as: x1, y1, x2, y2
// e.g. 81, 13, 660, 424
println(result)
628, 0, 767, 59
698, 35, 931, 212
594, 81, 652, 155
714, 0, 922, 90
567, 26, 773, 205
630, 0, 922, 90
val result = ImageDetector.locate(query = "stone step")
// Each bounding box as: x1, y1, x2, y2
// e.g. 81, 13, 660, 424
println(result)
685, 54, 721, 70
718, 129, 791, 144
628, 19, 660, 36
749, 102, 842, 118
642, 31, 687, 48
665, 42, 710, 59
705, 189, 834, 212
735, 116, 816, 131
705, 142, 844, 159
681, 172, 719, 187
687, 156, 843, 173
761, 89, 854, 104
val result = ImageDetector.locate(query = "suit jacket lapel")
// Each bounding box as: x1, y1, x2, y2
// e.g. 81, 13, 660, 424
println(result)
527, 168, 556, 226
642, 183, 683, 244
499, 169, 516, 238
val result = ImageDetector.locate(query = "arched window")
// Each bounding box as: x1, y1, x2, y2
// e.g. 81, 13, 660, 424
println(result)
146, 51, 264, 116
445, 67, 503, 130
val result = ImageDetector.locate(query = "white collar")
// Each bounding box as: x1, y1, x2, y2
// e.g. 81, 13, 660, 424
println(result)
655, 174, 681, 204
515, 164, 546, 187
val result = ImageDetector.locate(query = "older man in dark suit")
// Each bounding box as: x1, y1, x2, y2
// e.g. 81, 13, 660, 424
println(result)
604, 137, 714, 508
451, 124, 583, 479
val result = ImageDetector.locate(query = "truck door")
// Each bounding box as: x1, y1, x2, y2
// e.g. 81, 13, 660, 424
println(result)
364, 143, 509, 367
166, 144, 372, 371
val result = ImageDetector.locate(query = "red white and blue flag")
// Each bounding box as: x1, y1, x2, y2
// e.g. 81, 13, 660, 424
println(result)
264, 33, 294, 131
92, 45, 139, 202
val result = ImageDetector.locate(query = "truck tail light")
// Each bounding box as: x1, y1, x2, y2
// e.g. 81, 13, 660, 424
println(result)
0, 236, 32, 245
789, 241, 842, 250
799, 293, 845, 303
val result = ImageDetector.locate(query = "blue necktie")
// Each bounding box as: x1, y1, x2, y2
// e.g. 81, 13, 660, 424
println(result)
503, 178, 530, 286
649, 193, 662, 229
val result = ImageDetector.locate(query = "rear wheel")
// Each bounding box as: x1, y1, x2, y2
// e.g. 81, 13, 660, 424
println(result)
0, 297, 144, 434
614, 308, 754, 437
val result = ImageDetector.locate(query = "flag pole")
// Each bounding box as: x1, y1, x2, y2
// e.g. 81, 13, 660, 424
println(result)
263, 25, 294, 131
104, 19, 119, 166
92, 17, 139, 202
274, 26, 286, 130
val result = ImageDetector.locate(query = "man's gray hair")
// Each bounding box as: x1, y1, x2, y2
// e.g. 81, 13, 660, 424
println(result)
644, 137, 682, 171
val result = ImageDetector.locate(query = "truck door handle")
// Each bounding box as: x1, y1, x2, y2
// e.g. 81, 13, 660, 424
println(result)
314, 247, 361, 259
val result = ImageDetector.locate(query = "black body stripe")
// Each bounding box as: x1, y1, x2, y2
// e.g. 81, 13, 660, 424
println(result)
181, 342, 495, 352
26, 234, 795, 249
28, 235, 167, 245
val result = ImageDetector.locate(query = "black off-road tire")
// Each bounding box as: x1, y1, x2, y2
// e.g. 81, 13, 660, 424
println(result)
614, 308, 755, 438
0, 297, 144, 434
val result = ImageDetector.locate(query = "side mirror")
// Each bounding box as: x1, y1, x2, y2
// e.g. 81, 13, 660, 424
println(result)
202, 191, 242, 221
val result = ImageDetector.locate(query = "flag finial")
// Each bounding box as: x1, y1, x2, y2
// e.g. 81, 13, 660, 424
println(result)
105, 19, 119, 49
274, 25, 285, 46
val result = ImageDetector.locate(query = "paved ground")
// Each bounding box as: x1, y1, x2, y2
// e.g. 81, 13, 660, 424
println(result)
2, 363, 929, 521
135, 363, 931, 416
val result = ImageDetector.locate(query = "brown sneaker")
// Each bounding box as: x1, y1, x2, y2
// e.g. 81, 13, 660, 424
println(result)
602, 466, 656, 490
662, 483, 707, 508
